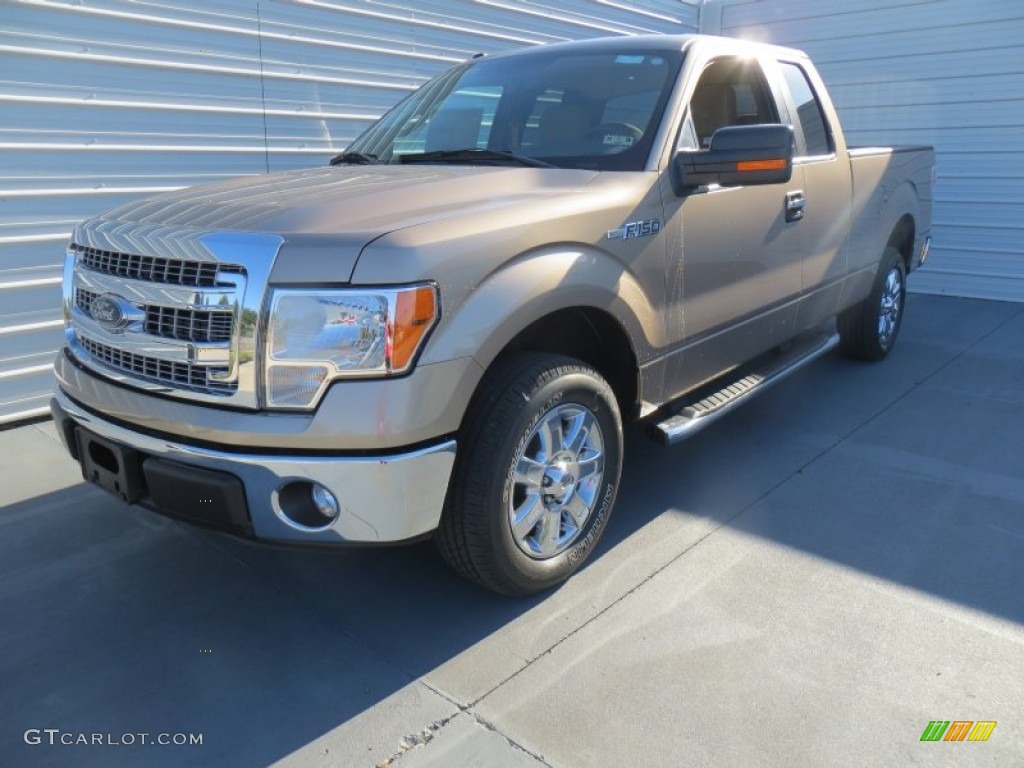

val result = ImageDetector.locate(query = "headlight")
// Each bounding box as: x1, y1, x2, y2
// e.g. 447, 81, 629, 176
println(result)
265, 283, 438, 408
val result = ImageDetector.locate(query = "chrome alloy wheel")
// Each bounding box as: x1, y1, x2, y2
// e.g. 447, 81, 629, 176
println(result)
877, 266, 904, 349
507, 403, 605, 559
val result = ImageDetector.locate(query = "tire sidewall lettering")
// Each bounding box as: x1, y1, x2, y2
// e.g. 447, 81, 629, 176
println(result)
567, 480, 616, 565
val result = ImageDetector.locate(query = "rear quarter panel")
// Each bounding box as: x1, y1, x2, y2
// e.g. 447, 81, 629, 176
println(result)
844, 146, 934, 306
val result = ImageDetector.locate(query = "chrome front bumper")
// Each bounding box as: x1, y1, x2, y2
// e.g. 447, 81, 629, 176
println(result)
52, 387, 456, 544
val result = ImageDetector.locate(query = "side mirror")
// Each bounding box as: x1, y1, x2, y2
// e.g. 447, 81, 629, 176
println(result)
671, 124, 795, 195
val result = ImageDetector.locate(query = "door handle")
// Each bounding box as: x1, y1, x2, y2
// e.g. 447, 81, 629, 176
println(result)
785, 190, 805, 222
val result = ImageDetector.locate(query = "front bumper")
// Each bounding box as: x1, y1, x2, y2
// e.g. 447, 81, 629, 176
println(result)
52, 388, 457, 544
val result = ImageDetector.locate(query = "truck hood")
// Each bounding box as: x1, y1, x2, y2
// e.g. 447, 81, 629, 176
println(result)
92, 165, 601, 280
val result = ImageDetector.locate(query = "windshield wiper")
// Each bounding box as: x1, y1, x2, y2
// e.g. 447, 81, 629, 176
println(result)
398, 148, 555, 169
329, 151, 378, 166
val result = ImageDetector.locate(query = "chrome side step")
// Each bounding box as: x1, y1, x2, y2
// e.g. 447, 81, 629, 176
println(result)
648, 329, 840, 446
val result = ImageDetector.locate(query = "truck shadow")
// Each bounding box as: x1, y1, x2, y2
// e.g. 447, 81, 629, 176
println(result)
2, 294, 1022, 767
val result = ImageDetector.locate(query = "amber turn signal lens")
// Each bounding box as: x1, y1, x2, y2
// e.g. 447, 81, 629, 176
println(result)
391, 285, 438, 371
736, 158, 787, 172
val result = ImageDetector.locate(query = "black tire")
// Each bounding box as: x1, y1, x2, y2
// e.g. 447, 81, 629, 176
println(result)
838, 245, 907, 361
436, 353, 623, 596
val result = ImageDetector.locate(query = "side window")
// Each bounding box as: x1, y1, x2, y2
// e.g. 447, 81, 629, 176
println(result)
685, 58, 778, 149
780, 63, 832, 156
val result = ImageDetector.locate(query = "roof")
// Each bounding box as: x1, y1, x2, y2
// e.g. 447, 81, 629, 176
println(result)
484, 33, 807, 63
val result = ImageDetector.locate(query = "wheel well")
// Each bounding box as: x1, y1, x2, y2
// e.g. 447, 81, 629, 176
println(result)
491, 307, 639, 417
887, 215, 915, 272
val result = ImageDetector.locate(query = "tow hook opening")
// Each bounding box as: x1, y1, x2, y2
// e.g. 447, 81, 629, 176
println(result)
88, 441, 119, 474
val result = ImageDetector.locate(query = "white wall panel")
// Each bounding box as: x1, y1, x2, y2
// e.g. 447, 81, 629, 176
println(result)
0, 0, 270, 424
706, 0, 1024, 303
0, 0, 698, 423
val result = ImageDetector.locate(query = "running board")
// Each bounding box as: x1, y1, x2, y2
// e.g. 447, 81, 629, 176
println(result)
648, 330, 840, 446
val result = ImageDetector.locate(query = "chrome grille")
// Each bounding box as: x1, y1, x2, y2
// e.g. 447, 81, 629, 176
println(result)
79, 336, 235, 395
72, 243, 238, 287
146, 305, 233, 342
75, 288, 97, 316
65, 223, 281, 409
75, 288, 233, 343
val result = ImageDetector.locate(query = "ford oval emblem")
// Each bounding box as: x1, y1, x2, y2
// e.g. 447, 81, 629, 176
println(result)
89, 294, 143, 331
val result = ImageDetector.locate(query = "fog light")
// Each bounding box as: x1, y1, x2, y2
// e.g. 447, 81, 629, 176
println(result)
274, 480, 340, 531
311, 483, 339, 520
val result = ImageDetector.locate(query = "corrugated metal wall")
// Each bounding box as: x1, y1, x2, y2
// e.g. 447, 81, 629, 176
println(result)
15, 0, 1020, 425
704, 0, 1024, 303
0, 0, 699, 425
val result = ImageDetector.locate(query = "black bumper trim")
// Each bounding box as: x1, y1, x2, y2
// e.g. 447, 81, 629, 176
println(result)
53, 397, 253, 537
142, 457, 252, 537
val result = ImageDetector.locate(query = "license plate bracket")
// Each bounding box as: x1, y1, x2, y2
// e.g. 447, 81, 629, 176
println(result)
75, 427, 146, 503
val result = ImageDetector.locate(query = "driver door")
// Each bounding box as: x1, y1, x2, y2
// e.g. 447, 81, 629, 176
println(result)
661, 56, 807, 399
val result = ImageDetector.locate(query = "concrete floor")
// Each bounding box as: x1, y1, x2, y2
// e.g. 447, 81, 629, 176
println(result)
1, 294, 1022, 768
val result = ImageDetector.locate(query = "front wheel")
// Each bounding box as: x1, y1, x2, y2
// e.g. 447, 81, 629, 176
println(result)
436, 353, 623, 596
838, 245, 907, 361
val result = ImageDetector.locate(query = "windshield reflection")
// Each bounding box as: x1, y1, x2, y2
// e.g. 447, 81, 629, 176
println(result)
345, 48, 684, 171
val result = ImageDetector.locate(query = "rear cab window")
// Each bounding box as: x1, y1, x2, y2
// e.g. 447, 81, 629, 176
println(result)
779, 62, 834, 157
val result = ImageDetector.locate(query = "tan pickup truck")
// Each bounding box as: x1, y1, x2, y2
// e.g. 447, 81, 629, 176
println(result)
52, 34, 933, 595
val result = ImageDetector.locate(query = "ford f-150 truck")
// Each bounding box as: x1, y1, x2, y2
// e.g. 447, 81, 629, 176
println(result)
51, 34, 933, 595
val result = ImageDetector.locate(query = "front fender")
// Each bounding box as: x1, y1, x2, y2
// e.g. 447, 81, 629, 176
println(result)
419, 245, 662, 371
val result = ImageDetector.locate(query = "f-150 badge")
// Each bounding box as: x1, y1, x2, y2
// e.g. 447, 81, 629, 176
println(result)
606, 219, 662, 240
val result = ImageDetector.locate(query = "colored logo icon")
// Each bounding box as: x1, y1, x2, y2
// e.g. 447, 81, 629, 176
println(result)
920, 721, 997, 742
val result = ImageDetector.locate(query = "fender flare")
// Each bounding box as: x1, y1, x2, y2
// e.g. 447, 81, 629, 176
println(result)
420, 245, 661, 371
876, 180, 919, 268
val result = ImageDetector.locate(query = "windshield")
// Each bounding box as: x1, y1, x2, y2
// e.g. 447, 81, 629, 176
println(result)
345, 47, 684, 171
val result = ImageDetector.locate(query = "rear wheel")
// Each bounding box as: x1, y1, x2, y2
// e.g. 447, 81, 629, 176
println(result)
436, 353, 623, 596
838, 245, 906, 361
